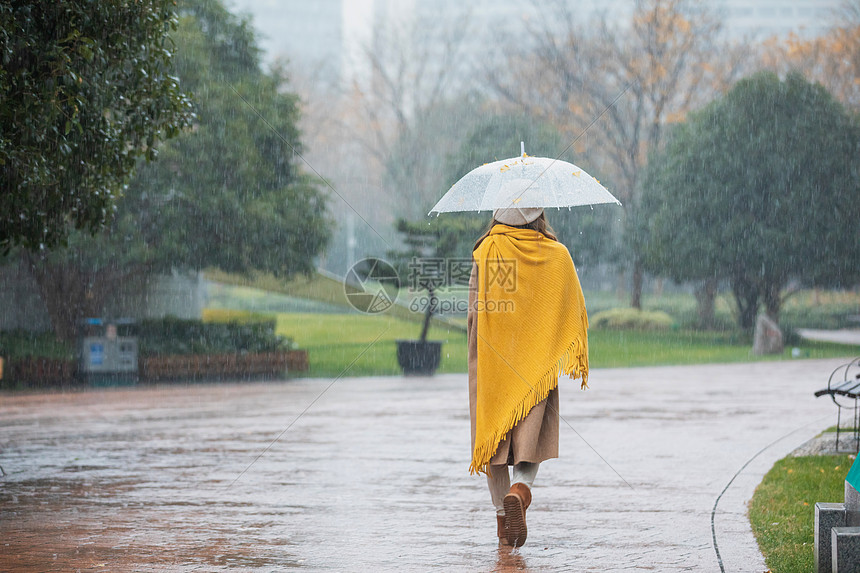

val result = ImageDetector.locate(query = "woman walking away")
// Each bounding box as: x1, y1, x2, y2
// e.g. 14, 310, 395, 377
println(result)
467, 205, 589, 548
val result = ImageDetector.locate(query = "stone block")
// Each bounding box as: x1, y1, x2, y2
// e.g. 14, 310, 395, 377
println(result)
818, 503, 846, 573
846, 483, 860, 527
831, 527, 860, 572
753, 313, 783, 355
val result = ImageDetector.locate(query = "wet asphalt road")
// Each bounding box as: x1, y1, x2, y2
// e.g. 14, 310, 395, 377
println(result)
0, 359, 846, 572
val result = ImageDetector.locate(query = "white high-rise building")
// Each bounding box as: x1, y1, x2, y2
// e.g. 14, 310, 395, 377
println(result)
228, 0, 347, 82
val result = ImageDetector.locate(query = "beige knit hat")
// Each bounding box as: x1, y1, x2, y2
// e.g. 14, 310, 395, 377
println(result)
493, 206, 544, 225
492, 176, 544, 225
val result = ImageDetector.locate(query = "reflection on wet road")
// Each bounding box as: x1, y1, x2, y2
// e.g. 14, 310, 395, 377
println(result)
0, 360, 842, 571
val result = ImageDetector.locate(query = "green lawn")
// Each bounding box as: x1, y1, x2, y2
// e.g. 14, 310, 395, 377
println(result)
750, 454, 854, 573
275, 312, 467, 378
588, 330, 860, 368
199, 276, 860, 377
205, 268, 464, 331
271, 312, 860, 378
207, 269, 860, 332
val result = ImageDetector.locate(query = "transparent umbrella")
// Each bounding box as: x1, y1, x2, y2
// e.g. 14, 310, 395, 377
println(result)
429, 143, 621, 215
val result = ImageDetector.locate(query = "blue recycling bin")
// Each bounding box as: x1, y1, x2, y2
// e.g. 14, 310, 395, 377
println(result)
78, 318, 138, 386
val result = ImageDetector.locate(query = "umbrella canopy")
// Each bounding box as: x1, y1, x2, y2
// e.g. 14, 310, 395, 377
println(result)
429, 144, 621, 215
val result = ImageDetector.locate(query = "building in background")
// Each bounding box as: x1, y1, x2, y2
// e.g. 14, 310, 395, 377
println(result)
228, 0, 347, 82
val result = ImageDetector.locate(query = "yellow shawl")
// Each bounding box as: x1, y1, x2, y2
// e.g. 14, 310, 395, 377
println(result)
470, 224, 589, 475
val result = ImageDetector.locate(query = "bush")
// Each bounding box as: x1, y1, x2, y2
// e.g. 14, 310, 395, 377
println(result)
0, 330, 75, 360
589, 308, 675, 331
136, 316, 295, 356
781, 297, 860, 330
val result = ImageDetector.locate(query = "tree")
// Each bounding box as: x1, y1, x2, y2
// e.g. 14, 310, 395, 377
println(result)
381, 98, 485, 221
387, 218, 460, 344
487, 0, 749, 308
759, 0, 860, 112
0, 1, 193, 253
22, 0, 331, 341
347, 6, 477, 220
640, 72, 860, 330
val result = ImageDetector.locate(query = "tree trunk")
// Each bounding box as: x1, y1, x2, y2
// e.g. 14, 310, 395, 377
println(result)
731, 275, 759, 331
616, 268, 626, 301
694, 277, 718, 330
762, 281, 782, 325
630, 258, 644, 310
24, 254, 98, 342
24, 253, 148, 343
418, 284, 436, 343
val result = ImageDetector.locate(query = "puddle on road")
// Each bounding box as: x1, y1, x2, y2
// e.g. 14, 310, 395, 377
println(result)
0, 473, 302, 571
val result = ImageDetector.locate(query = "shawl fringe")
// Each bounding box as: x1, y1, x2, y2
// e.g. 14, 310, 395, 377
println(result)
469, 335, 588, 475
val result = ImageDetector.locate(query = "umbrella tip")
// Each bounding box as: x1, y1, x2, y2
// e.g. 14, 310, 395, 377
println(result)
521, 141, 525, 157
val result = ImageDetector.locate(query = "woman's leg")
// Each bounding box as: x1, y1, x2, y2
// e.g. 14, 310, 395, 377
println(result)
511, 461, 539, 489
487, 464, 510, 515
504, 462, 539, 547
488, 464, 512, 545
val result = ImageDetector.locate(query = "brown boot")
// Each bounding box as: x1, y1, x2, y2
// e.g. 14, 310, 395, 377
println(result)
497, 514, 512, 546
503, 482, 531, 547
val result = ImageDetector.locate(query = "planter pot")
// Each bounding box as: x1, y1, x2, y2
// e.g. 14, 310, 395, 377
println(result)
396, 340, 442, 376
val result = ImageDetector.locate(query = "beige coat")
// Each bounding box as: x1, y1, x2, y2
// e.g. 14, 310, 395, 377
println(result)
467, 263, 559, 466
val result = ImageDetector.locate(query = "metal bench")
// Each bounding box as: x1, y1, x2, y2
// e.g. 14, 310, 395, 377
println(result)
815, 357, 860, 452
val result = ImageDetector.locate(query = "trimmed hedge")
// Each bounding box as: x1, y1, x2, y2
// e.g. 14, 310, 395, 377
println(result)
136, 316, 295, 356
589, 308, 675, 331
0, 330, 75, 360
0, 318, 295, 361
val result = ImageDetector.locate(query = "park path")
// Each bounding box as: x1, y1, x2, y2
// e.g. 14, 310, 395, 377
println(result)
0, 358, 849, 572
798, 328, 860, 346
